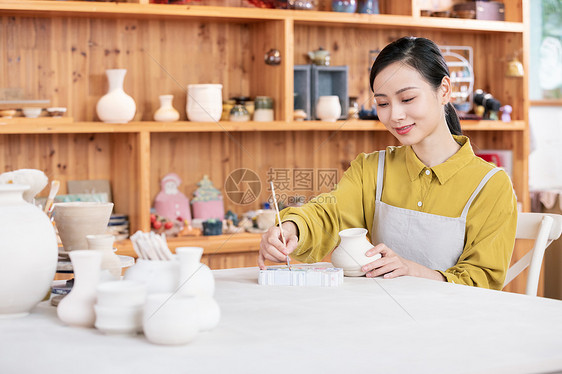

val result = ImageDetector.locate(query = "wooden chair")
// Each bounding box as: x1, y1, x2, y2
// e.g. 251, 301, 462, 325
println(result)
504, 212, 562, 296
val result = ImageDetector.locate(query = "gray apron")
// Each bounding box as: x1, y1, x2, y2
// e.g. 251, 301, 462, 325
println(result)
371, 150, 500, 271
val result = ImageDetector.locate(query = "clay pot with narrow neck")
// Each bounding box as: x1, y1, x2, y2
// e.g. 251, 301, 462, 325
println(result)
0, 185, 58, 318
331, 228, 379, 277
154, 94, 180, 122
96, 69, 136, 123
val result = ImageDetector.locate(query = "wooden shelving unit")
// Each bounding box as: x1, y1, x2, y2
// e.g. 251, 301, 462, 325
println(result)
0, 0, 530, 292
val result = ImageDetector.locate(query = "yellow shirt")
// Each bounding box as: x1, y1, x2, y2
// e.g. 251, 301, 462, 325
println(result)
280, 136, 517, 290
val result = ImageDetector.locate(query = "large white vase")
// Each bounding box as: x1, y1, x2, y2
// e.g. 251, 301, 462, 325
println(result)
0, 185, 58, 318
331, 228, 379, 277
57, 250, 102, 328
96, 69, 136, 123
186, 84, 223, 122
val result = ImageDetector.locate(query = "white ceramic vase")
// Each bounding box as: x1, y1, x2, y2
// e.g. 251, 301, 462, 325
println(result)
53, 202, 114, 252
316, 95, 341, 122
143, 293, 199, 345
123, 259, 180, 294
186, 84, 223, 122
86, 234, 121, 280
57, 250, 103, 327
154, 94, 180, 122
331, 228, 379, 277
176, 247, 215, 298
0, 185, 58, 318
96, 69, 136, 123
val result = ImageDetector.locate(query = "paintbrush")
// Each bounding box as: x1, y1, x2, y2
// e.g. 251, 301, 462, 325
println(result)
44, 180, 60, 216
270, 181, 290, 270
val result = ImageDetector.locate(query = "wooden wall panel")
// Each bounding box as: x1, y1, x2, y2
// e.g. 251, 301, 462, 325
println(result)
0, 133, 113, 197
0, 15, 252, 121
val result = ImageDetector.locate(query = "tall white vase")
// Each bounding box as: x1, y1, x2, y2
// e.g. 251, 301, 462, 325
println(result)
186, 84, 223, 122
331, 228, 379, 277
316, 95, 341, 122
57, 250, 102, 328
0, 185, 58, 318
96, 69, 136, 123
176, 247, 220, 331
154, 94, 180, 122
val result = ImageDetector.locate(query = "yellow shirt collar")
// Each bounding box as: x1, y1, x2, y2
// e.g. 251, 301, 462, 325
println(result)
405, 135, 475, 184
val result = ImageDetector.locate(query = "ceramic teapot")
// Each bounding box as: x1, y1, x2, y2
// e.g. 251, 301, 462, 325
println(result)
307, 47, 330, 66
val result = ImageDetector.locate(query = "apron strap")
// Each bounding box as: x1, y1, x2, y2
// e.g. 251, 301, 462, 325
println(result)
460, 167, 502, 219
376, 150, 385, 202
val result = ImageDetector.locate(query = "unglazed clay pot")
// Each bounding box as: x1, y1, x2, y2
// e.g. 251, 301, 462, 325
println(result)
86, 234, 121, 280
316, 95, 341, 121
186, 84, 223, 122
57, 250, 102, 327
331, 228, 379, 277
53, 202, 113, 252
0, 185, 58, 318
96, 69, 136, 123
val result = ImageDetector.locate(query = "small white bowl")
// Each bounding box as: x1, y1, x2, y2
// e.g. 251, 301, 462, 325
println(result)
46, 107, 67, 117
94, 304, 143, 335
96, 280, 147, 308
22, 107, 42, 118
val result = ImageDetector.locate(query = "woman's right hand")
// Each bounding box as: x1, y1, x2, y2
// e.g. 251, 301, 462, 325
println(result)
258, 221, 299, 270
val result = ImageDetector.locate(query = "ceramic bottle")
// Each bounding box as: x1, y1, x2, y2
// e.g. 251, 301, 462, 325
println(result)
331, 228, 379, 277
316, 95, 341, 122
0, 185, 58, 318
57, 250, 103, 327
176, 247, 220, 331
154, 94, 180, 122
96, 69, 136, 123
86, 234, 121, 281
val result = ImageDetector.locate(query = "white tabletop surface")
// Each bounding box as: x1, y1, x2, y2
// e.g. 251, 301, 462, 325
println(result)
2, 267, 562, 374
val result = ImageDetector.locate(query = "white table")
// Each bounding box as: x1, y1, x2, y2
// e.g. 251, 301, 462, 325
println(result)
2, 267, 562, 374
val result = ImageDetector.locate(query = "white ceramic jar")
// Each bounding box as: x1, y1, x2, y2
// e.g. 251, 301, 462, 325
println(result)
154, 94, 180, 122
96, 69, 136, 123
0, 185, 58, 318
186, 84, 223, 122
331, 228, 379, 277
123, 259, 180, 294
316, 95, 341, 122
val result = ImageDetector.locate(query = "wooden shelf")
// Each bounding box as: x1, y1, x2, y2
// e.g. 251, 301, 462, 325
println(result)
115, 232, 262, 258
0, 1, 524, 33
0, 119, 526, 134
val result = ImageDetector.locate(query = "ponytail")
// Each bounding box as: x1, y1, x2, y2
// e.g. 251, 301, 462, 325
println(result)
445, 103, 462, 135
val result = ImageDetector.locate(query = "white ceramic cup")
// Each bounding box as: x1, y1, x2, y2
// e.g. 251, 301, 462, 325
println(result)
22, 107, 42, 118
143, 293, 199, 345
316, 95, 342, 122
96, 280, 147, 308
86, 234, 115, 250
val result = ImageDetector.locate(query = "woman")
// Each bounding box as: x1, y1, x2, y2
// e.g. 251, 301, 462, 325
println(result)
258, 36, 517, 289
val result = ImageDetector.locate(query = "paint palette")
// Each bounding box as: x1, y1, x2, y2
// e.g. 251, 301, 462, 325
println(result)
258, 263, 343, 287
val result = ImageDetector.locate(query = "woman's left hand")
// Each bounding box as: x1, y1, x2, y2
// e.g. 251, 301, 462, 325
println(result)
361, 243, 412, 279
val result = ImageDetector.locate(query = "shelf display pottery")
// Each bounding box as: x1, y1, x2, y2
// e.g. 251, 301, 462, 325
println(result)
316, 95, 341, 122
154, 173, 191, 222
96, 69, 136, 124
0, 185, 58, 318
86, 234, 121, 280
143, 293, 199, 345
57, 250, 103, 327
53, 202, 114, 252
153, 94, 180, 122
186, 84, 223, 122
0, 169, 48, 203
191, 175, 225, 220
331, 228, 379, 277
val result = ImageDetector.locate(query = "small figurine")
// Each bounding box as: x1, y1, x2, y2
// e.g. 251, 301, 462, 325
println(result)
154, 173, 192, 222
191, 175, 225, 220
500, 105, 512, 122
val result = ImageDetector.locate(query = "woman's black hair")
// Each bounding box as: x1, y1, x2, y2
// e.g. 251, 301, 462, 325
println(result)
369, 36, 462, 136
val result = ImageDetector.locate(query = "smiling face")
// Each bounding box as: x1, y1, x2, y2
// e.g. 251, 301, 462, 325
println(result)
372, 61, 451, 147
